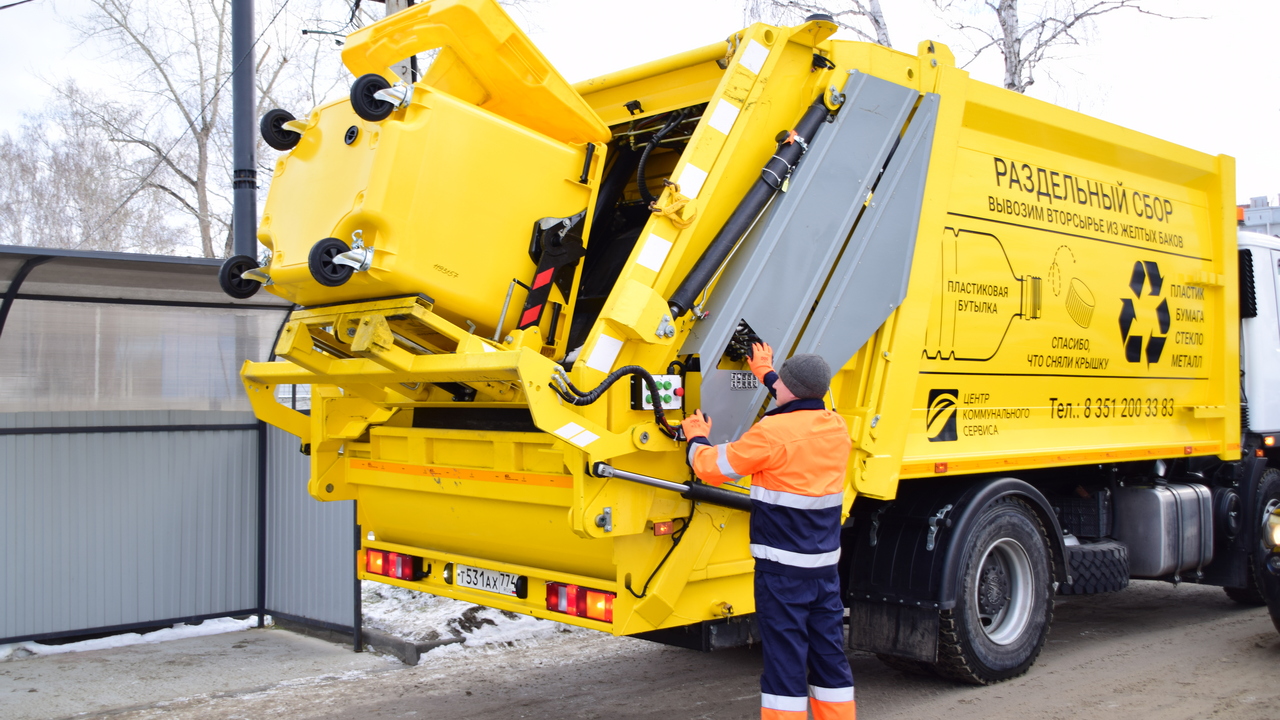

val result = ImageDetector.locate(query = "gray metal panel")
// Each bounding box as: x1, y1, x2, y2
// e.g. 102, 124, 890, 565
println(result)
264, 425, 355, 629
794, 93, 940, 370
678, 72, 920, 443
0, 411, 258, 642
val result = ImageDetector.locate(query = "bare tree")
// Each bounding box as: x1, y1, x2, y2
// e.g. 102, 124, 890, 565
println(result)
0, 84, 179, 253
933, 0, 1187, 93
15, 0, 534, 257
743, 0, 891, 47
63, 0, 331, 257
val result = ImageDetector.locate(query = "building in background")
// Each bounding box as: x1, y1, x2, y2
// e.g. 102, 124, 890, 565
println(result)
1241, 196, 1280, 236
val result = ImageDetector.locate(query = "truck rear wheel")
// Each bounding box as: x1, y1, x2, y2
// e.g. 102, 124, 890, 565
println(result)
937, 496, 1053, 685
1224, 468, 1280, 605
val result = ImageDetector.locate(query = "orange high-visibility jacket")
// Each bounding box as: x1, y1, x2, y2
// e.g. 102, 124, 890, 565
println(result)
688, 398, 852, 577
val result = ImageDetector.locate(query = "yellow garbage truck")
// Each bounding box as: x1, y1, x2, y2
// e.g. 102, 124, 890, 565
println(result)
222, 0, 1280, 683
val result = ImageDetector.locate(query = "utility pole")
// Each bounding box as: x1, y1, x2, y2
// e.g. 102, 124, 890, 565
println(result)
231, 0, 256, 259
382, 0, 417, 82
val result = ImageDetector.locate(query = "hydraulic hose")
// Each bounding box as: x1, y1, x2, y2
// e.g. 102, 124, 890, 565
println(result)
636, 109, 689, 207
552, 365, 680, 438
667, 97, 832, 318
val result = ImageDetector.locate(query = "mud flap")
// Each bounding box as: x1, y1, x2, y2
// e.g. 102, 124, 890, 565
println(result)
848, 601, 939, 662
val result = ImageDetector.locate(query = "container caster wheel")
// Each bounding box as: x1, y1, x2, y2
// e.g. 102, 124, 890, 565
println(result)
309, 238, 354, 287
219, 255, 262, 299
350, 74, 393, 122
260, 108, 301, 151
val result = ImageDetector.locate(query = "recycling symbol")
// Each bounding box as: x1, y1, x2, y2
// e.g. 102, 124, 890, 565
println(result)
1119, 260, 1169, 364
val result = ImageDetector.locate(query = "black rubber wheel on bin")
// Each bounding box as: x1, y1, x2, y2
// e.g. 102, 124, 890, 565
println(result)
350, 74, 393, 122
308, 237, 353, 287
260, 108, 301, 151
936, 496, 1054, 685
1059, 539, 1129, 595
1224, 468, 1280, 605
219, 254, 261, 299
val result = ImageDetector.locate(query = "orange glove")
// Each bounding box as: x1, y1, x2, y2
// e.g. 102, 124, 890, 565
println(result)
747, 342, 774, 382
681, 410, 712, 441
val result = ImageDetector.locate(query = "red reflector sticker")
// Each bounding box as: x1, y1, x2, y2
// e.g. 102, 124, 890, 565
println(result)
519, 305, 542, 327
532, 268, 555, 289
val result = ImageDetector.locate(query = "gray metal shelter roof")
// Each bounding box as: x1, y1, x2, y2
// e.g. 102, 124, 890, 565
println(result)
0, 245, 293, 414
0, 245, 292, 308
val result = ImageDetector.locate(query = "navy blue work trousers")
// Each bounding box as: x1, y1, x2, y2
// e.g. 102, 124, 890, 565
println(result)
755, 568, 854, 715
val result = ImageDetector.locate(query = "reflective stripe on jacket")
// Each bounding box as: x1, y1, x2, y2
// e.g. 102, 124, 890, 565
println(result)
689, 397, 852, 578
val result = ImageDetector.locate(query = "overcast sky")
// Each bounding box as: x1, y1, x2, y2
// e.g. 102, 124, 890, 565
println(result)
1, 0, 1275, 202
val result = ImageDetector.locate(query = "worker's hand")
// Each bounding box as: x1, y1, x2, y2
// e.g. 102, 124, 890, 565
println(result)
681, 410, 712, 441
747, 342, 774, 382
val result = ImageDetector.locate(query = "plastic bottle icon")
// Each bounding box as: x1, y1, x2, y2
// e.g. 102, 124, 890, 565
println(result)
925, 229, 1041, 361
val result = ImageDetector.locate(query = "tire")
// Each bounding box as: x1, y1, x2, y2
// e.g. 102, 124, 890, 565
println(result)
218, 254, 261, 299
1059, 539, 1129, 595
1223, 468, 1280, 605
308, 238, 354, 287
260, 108, 301, 151
936, 496, 1054, 685
350, 74, 393, 122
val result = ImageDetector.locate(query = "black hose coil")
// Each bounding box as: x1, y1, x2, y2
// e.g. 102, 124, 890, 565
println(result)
553, 365, 680, 438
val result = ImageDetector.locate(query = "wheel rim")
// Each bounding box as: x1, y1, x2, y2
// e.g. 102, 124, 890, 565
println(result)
229, 263, 255, 292
974, 537, 1033, 646
318, 245, 344, 280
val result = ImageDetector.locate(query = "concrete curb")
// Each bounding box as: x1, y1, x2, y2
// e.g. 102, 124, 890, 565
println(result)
360, 627, 465, 665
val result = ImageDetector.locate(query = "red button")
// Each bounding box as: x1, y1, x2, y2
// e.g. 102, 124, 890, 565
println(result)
674, 388, 684, 397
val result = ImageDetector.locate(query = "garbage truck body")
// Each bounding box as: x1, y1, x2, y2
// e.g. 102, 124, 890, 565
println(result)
230, 0, 1280, 684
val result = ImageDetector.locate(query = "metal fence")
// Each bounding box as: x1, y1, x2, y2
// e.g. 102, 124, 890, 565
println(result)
265, 425, 357, 635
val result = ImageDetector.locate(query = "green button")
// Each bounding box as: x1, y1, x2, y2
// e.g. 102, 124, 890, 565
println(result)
663, 394, 672, 403
663, 381, 672, 390
645, 394, 652, 403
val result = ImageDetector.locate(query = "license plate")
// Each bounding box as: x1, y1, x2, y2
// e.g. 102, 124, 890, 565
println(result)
455, 564, 521, 597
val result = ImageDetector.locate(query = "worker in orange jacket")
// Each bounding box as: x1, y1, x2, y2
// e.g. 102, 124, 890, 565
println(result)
682, 342, 855, 720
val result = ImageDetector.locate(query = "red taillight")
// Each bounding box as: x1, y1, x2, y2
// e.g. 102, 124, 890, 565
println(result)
387, 552, 417, 580
653, 521, 674, 536
365, 549, 419, 580
545, 582, 614, 623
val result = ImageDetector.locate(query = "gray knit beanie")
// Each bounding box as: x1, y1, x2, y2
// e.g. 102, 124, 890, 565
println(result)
778, 354, 831, 399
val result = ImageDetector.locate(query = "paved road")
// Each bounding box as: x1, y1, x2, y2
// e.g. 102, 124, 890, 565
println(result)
7, 581, 1279, 720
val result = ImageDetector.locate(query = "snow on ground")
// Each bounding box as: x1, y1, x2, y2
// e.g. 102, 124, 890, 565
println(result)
0, 583, 597, 666
0, 616, 264, 662
361, 580, 599, 658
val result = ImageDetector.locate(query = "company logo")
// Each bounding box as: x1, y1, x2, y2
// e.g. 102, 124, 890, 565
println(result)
1119, 260, 1169, 364
927, 389, 958, 442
